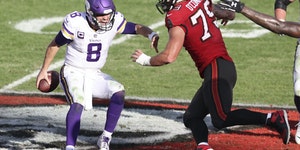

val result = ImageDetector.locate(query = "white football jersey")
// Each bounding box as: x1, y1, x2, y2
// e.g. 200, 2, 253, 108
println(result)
61, 11, 127, 69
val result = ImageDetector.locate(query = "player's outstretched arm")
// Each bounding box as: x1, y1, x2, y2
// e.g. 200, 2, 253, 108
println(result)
219, 0, 300, 38
241, 6, 300, 38
131, 26, 184, 66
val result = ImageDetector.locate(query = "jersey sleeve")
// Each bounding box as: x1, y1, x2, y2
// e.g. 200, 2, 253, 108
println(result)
121, 22, 136, 34
113, 12, 136, 34
55, 31, 72, 46
61, 11, 79, 40
165, 6, 190, 32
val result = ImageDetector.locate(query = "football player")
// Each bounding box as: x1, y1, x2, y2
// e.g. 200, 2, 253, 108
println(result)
274, 0, 300, 144
219, 0, 300, 144
36, 0, 159, 149
131, 0, 290, 149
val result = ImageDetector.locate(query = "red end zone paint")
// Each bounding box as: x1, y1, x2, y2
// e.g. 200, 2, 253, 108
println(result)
0, 94, 66, 105
1, 93, 300, 149
0, 94, 188, 110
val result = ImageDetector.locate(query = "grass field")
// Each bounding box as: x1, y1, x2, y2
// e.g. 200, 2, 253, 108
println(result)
0, 0, 299, 107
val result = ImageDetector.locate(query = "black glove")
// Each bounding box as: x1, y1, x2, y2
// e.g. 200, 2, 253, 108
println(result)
218, 0, 245, 13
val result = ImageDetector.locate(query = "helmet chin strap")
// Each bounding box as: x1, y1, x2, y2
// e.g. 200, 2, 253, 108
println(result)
85, 15, 98, 30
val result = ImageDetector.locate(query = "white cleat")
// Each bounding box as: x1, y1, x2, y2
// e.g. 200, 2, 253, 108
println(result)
97, 134, 111, 150
65, 145, 75, 150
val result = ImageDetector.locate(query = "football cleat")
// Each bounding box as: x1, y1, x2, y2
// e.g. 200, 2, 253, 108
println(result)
65, 145, 75, 150
267, 110, 290, 144
197, 143, 214, 150
97, 134, 111, 150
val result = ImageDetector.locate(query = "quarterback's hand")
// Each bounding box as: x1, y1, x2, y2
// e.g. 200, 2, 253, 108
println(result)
131, 49, 151, 66
151, 35, 159, 53
218, 0, 245, 13
36, 70, 50, 88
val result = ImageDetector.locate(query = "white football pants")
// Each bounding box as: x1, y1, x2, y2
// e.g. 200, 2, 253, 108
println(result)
294, 41, 300, 96
60, 65, 124, 110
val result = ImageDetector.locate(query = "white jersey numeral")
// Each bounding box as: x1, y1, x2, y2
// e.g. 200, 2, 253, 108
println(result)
190, 0, 214, 41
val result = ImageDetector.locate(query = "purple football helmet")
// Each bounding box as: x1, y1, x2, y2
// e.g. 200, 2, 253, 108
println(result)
85, 0, 116, 31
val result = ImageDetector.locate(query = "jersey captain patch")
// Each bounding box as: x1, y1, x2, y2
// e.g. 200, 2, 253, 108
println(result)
77, 31, 85, 39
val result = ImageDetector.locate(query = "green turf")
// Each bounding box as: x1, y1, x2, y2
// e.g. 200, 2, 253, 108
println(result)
0, 0, 299, 106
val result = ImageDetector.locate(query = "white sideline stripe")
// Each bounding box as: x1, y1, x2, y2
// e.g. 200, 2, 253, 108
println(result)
0, 20, 165, 91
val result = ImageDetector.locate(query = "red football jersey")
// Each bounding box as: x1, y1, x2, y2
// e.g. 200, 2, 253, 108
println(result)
165, 0, 232, 77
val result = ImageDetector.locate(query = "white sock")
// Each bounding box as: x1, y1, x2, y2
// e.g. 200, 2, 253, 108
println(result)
267, 113, 272, 119
265, 113, 272, 124
198, 142, 209, 145
102, 130, 112, 137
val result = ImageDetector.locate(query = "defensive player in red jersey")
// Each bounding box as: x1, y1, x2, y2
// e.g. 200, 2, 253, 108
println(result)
131, 0, 290, 149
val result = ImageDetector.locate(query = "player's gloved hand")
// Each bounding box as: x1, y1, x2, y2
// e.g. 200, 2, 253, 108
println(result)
218, 0, 245, 13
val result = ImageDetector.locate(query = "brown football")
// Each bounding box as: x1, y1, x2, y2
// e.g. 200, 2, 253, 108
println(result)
38, 70, 60, 93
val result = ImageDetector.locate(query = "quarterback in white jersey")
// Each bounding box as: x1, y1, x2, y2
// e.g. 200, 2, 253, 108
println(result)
35, 0, 159, 149
62, 11, 126, 69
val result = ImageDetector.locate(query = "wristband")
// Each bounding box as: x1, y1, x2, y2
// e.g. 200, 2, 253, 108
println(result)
148, 32, 157, 41
136, 53, 151, 66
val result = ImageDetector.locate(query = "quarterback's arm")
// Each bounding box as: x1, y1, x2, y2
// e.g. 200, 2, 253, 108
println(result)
241, 6, 300, 38
135, 24, 158, 40
135, 24, 160, 53
36, 39, 60, 88
131, 26, 184, 66
122, 22, 159, 52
